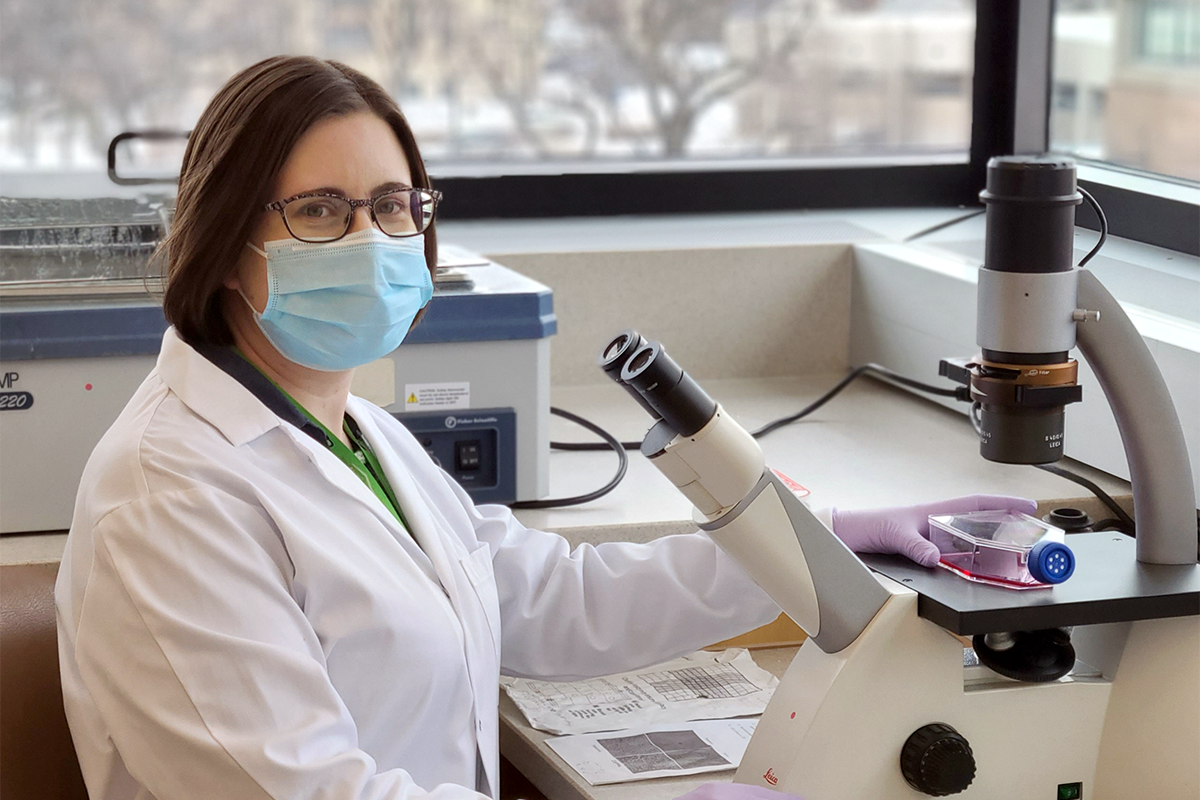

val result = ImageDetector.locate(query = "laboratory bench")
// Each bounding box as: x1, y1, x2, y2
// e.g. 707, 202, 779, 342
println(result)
510, 373, 1131, 544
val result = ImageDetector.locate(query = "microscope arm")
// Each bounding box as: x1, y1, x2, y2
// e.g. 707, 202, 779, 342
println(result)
1075, 268, 1197, 564
601, 334, 889, 654
697, 467, 893, 653
644, 409, 891, 654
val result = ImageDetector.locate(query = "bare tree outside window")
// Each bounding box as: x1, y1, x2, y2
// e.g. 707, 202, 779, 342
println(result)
553, 0, 812, 158
0, 0, 982, 197
1, 0, 290, 170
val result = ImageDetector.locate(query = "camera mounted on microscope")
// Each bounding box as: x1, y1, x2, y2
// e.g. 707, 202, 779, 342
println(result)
941, 156, 1088, 465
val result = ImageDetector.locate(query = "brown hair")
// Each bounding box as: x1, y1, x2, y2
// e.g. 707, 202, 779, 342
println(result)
159, 55, 438, 346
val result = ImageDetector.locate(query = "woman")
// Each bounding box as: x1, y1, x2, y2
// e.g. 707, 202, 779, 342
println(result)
56, 56, 1034, 800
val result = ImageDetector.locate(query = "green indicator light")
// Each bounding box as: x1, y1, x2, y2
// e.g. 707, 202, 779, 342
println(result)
1057, 782, 1083, 800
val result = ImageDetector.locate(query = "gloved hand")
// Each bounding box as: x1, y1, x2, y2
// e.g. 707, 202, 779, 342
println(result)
831, 495, 1038, 568
675, 782, 803, 800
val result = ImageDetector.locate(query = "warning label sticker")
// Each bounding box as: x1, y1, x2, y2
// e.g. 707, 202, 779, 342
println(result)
771, 468, 810, 498
404, 382, 470, 411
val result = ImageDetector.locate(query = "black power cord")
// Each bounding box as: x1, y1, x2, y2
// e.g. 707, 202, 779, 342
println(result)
530, 363, 1138, 522
748, 364, 964, 439
1077, 186, 1108, 267
509, 407, 628, 509
550, 363, 967, 455
521, 364, 963, 510
903, 208, 986, 243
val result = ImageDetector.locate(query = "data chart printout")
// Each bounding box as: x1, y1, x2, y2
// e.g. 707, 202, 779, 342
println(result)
547, 720, 758, 785
502, 649, 777, 735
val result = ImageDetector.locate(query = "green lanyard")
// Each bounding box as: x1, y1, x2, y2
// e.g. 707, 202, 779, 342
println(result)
302, 407, 409, 531
234, 353, 408, 530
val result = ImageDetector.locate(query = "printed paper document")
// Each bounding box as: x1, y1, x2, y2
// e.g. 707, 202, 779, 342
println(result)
546, 720, 757, 785
501, 648, 777, 735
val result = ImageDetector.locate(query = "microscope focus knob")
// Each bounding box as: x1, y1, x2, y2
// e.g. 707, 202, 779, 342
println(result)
900, 723, 976, 796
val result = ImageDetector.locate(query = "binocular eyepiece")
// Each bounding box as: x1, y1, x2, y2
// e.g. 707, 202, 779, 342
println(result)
598, 330, 718, 438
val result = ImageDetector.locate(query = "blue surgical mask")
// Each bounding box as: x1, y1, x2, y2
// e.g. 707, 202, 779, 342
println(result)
242, 229, 433, 371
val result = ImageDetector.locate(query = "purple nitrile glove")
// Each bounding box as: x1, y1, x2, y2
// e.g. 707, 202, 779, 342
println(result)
831, 494, 1038, 568
675, 782, 804, 800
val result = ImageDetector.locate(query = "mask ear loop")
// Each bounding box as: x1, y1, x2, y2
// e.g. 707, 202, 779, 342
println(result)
236, 287, 263, 318
239, 241, 269, 316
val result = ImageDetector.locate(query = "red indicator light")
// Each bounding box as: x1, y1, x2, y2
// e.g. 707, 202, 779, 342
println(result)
85, 384, 93, 391
790, 712, 796, 719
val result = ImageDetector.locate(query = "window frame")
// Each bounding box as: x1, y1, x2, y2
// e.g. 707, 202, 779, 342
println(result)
48, 1, 1200, 256
1041, 0, 1200, 256
432, 0, 1200, 260
433, 0, 1025, 221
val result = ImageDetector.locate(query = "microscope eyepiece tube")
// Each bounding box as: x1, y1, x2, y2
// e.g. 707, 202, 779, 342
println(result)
620, 342, 718, 437
598, 330, 647, 375
597, 330, 661, 419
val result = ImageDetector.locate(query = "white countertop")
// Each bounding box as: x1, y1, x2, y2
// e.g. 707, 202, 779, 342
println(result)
512, 374, 1131, 544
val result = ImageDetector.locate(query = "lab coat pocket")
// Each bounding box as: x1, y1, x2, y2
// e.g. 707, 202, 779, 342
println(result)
459, 544, 502, 659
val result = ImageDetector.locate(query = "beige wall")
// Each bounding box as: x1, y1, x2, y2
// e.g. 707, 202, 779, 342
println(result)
487, 244, 854, 387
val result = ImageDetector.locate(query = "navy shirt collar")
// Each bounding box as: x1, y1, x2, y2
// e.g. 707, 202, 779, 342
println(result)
191, 343, 331, 447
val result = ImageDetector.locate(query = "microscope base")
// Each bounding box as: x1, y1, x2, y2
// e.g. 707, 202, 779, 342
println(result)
737, 576, 1199, 799
1092, 615, 1200, 798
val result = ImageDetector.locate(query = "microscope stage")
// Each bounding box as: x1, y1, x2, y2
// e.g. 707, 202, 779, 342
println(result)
860, 531, 1200, 635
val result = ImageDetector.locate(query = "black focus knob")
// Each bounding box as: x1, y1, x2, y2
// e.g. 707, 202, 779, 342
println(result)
900, 723, 976, 796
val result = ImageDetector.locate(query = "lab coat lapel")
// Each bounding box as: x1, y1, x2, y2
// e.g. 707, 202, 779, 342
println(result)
348, 401, 501, 798
278, 425, 394, 518
282, 406, 502, 794
344, 406, 460, 593
276, 420, 445, 591
156, 329, 283, 447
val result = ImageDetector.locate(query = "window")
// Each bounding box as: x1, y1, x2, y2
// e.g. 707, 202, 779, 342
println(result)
0, 0, 977, 201
1051, 0, 1200, 183
1138, 0, 1200, 63
1054, 82, 1079, 111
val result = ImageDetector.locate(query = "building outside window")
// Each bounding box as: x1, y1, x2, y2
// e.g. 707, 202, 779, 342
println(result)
1052, 0, 1200, 182
1138, 0, 1200, 62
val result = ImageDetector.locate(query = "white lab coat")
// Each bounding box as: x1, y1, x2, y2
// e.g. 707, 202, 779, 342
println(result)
56, 328, 780, 800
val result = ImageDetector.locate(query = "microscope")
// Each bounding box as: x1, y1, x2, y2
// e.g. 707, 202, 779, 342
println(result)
599, 157, 1199, 799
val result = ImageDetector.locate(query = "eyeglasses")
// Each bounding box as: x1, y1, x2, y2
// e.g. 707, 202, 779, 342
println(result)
264, 187, 443, 243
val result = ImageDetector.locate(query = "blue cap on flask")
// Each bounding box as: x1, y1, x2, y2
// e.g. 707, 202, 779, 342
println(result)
1028, 539, 1075, 584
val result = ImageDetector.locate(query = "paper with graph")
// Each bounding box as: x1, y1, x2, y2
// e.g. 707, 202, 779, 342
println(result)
501, 648, 777, 735
546, 719, 758, 785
